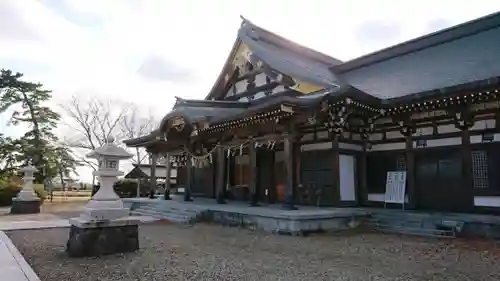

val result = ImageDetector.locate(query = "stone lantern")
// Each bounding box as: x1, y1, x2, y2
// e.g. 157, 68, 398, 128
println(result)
66, 136, 140, 257
10, 164, 40, 214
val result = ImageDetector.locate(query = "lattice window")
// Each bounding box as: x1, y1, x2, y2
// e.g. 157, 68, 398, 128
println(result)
472, 150, 489, 189
396, 156, 407, 171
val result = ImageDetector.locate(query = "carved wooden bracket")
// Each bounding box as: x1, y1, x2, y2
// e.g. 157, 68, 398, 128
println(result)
322, 105, 353, 134
451, 110, 475, 131
396, 116, 417, 137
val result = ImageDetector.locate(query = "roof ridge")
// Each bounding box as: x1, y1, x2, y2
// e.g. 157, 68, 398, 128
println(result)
240, 16, 343, 66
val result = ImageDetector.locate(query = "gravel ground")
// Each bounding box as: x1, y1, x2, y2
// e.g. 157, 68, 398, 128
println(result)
0, 202, 85, 220
7, 223, 500, 281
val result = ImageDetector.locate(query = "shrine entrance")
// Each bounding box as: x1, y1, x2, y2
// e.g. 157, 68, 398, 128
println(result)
415, 149, 466, 212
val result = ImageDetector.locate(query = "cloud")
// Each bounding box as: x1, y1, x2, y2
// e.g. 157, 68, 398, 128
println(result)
136, 55, 196, 83
425, 18, 455, 33
0, 1, 41, 41
37, 0, 105, 27
354, 20, 401, 52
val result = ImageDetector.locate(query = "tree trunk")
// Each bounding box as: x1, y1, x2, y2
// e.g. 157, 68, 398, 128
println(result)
22, 91, 43, 183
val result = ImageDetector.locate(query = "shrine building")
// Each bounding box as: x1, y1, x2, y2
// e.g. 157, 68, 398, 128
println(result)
125, 12, 500, 213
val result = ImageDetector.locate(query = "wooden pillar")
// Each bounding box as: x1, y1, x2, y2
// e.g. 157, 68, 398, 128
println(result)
184, 155, 193, 201
282, 133, 298, 210
149, 153, 157, 199
164, 154, 171, 200
215, 147, 227, 204
225, 150, 232, 198
359, 140, 368, 205
248, 141, 259, 206
404, 133, 417, 209
460, 127, 475, 211
332, 134, 341, 205
453, 110, 474, 212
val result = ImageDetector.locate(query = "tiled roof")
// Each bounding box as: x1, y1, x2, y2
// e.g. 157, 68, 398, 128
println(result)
334, 11, 500, 101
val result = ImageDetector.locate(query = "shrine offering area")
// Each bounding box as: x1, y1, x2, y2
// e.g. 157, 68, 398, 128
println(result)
7, 223, 500, 281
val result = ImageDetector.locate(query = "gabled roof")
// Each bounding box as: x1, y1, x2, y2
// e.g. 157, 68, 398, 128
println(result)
205, 17, 343, 100
158, 98, 249, 131
332, 11, 500, 102
124, 164, 178, 180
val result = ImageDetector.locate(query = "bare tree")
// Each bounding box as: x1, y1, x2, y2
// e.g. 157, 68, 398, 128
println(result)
120, 105, 158, 165
60, 96, 159, 184
61, 96, 130, 184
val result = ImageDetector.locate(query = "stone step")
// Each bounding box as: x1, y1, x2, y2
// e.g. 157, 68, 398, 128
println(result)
373, 223, 456, 238
132, 206, 204, 224
136, 206, 202, 218
148, 207, 201, 216
365, 213, 459, 238
133, 207, 191, 219
131, 210, 192, 224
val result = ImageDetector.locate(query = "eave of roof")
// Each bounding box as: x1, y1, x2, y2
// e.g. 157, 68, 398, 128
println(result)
123, 129, 161, 147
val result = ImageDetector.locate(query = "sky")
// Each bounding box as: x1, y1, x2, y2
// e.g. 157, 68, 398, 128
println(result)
1, 0, 499, 182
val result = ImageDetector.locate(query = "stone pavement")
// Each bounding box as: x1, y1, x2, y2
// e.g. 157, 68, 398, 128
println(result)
0, 231, 40, 281
0, 215, 159, 281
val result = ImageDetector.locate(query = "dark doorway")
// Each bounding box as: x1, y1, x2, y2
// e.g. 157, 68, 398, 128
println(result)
416, 148, 466, 212
257, 149, 275, 203
300, 150, 336, 206
192, 165, 215, 198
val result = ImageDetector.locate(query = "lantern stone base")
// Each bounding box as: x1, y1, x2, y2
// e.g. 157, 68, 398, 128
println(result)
10, 198, 41, 214
66, 217, 140, 258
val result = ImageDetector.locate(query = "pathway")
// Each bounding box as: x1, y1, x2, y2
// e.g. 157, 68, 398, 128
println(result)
0, 231, 41, 281
0, 202, 158, 281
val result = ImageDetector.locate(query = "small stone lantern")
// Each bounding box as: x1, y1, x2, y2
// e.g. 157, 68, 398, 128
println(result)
10, 164, 41, 214
66, 136, 140, 257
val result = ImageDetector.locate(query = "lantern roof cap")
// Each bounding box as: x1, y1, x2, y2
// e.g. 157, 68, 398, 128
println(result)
86, 136, 133, 160
20, 164, 37, 173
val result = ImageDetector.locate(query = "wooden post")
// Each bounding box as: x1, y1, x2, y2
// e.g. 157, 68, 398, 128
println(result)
184, 155, 193, 201
404, 133, 416, 209
225, 149, 232, 198
282, 133, 298, 210
248, 141, 259, 206
164, 154, 171, 200
460, 127, 475, 211
332, 133, 341, 205
149, 153, 157, 199
453, 110, 475, 212
215, 147, 227, 204
358, 140, 368, 205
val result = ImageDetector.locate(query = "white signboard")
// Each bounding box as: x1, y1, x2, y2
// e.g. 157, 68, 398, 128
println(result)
384, 171, 407, 205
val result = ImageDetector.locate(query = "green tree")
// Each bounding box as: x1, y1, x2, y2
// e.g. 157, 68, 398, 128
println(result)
0, 134, 21, 176
0, 69, 78, 183
47, 145, 81, 189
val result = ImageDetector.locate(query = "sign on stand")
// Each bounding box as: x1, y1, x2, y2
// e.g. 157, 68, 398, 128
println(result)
384, 171, 407, 209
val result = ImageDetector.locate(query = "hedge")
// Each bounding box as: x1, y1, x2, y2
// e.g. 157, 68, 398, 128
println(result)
0, 179, 47, 206
92, 179, 151, 198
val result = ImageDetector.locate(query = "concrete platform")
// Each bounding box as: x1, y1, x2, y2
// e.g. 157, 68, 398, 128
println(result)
125, 197, 370, 235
